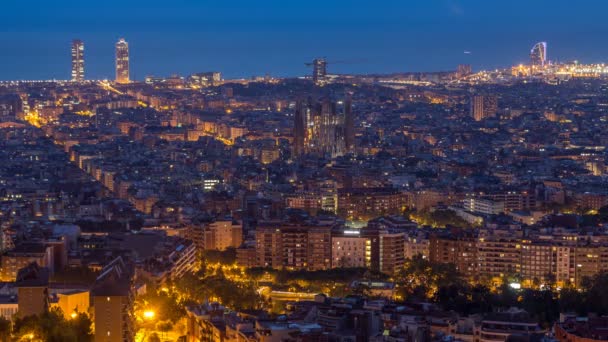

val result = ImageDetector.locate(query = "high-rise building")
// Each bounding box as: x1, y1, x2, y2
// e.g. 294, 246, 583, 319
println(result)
364, 228, 405, 275
470, 95, 498, 121
115, 38, 130, 84
293, 97, 351, 158
71, 39, 84, 82
530, 42, 547, 67
312, 58, 327, 84
92, 257, 134, 342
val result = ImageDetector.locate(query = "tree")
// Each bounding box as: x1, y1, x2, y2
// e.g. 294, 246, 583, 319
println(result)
136, 290, 186, 324
396, 255, 466, 301
156, 321, 173, 340
70, 312, 94, 342
520, 289, 559, 328
352, 283, 372, 297
12, 308, 93, 342
580, 272, 608, 315
148, 332, 161, 342
559, 287, 585, 315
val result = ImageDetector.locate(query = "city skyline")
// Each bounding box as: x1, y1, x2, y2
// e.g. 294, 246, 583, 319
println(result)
2, 0, 608, 80
3, 2, 608, 341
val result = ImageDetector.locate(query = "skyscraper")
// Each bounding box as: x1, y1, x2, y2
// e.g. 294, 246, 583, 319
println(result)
71, 40, 84, 82
530, 42, 547, 67
470, 95, 498, 121
115, 38, 130, 84
312, 58, 327, 85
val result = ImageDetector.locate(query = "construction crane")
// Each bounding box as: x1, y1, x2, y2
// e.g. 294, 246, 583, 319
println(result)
305, 58, 367, 84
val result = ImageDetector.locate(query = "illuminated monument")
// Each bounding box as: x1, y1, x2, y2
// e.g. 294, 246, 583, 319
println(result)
530, 42, 547, 67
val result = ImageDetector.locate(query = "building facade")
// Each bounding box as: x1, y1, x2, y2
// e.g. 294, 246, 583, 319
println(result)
71, 39, 84, 82
115, 38, 130, 84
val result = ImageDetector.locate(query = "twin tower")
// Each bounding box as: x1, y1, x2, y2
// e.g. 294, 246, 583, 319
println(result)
71, 38, 130, 83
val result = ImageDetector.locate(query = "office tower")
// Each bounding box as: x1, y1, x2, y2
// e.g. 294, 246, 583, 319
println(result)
312, 58, 327, 84
71, 39, 84, 82
115, 38, 130, 84
470, 95, 498, 121
344, 94, 355, 151
530, 42, 547, 67
293, 97, 348, 158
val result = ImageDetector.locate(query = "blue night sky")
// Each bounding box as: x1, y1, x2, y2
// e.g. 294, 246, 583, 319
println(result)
1, 0, 607, 80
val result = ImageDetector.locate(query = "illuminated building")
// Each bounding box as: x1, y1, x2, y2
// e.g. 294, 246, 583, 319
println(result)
338, 188, 405, 220
50, 290, 90, 319
365, 228, 405, 275
188, 72, 222, 87
574, 245, 608, 287
203, 220, 243, 251
293, 97, 350, 158
470, 95, 498, 121
255, 224, 333, 270
463, 197, 504, 215
429, 233, 478, 275
530, 41, 547, 67
0, 243, 53, 281
520, 242, 556, 285
286, 189, 338, 215
71, 39, 84, 82
477, 233, 522, 278
312, 58, 327, 84
331, 231, 371, 268
115, 38, 130, 84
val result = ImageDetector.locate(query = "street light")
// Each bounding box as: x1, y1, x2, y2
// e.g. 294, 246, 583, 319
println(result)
143, 310, 155, 320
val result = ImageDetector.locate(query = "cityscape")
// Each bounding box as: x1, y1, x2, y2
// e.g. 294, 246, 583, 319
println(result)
2, 2, 608, 342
